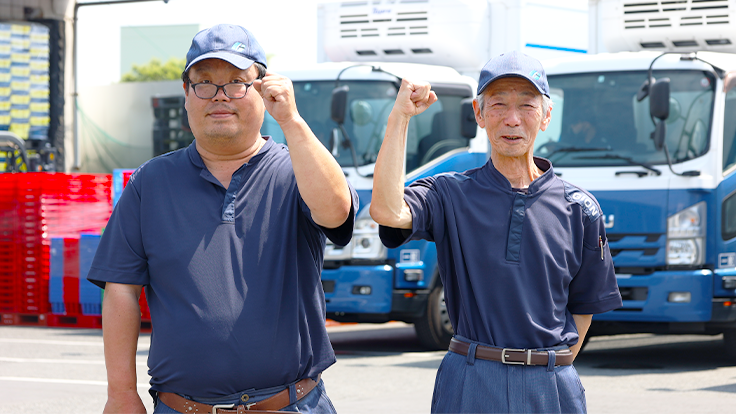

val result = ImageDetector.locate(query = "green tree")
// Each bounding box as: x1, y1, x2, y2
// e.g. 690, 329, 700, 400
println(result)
121, 57, 186, 82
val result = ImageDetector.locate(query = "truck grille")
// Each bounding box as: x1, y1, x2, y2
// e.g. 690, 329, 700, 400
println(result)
622, 0, 730, 30
339, 2, 429, 39
607, 233, 665, 271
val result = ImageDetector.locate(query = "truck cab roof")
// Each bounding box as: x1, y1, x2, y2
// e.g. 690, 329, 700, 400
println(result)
272, 61, 478, 91
544, 51, 736, 76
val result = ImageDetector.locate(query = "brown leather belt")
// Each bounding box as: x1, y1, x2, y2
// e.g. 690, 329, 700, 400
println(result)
449, 338, 574, 366
158, 374, 320, 414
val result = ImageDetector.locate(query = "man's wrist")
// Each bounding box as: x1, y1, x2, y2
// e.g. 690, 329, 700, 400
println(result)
107, 372, 139, 392
278, 114, 307, 137
388, 110, 412, 124
107, 384, 141, 398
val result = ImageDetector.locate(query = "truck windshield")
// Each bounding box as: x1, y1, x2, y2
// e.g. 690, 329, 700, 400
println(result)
536, 70, 716, 167
261, 80, 469, 172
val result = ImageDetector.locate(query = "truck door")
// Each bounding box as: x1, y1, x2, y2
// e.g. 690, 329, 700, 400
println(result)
716, 85, 736, 298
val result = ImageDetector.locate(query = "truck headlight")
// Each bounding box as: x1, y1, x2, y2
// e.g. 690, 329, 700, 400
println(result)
352, 204, 387, 260
667, 201, 705, 266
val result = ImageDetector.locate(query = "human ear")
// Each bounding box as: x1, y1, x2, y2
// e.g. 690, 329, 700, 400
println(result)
473, 97, 485, 129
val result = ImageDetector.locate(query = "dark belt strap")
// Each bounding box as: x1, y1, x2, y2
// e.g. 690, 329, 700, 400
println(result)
449, 337, 574, 366
158, 374, 320, 414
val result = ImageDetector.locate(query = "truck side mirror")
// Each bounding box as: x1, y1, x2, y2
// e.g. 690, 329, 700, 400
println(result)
636, 78, 653, 102
460, 98, 476, 138
649, 78, 670, 151
181, 100, 191, 132
331, 85, 349, 125
650, 78, 670, 121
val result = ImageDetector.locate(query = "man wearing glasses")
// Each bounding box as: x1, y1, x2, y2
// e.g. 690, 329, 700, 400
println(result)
88, 24, 357, 413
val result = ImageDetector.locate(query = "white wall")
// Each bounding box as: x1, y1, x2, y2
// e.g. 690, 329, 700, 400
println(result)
76, 80, 183, 173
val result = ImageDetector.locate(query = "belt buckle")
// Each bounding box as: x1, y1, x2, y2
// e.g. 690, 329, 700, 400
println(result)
501, 348, 531, 365
212, 403, 235, 414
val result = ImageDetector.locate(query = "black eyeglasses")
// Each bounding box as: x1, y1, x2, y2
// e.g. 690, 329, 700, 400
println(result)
189, 81, 253, 99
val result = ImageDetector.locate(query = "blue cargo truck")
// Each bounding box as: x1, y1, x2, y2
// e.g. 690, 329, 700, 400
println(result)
553, 0, 736, 355
541, 50, 736, 356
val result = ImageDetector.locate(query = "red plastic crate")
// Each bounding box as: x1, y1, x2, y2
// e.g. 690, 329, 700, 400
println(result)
0, 312, 48, 326
63, 237, 81, 315
0, 173, 113, 321
46, 313, 102, 329
139, 290, 151, 321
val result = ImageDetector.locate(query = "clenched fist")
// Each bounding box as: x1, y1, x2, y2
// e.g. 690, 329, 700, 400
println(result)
390, 79, 438, 120
253, 72, 299, 126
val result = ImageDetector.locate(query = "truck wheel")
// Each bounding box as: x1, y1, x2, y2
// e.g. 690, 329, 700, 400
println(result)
724, 329, 736, 361
578, 334, 591, 353
414, 285, 453, 350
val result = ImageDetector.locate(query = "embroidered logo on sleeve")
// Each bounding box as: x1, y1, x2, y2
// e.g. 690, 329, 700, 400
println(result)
128, 159, 153, 185
563, 182, 601, 221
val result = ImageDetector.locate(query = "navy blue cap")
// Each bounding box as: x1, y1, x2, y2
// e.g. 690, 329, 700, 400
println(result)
185, 24, 267, 73
477, 51, 549, 97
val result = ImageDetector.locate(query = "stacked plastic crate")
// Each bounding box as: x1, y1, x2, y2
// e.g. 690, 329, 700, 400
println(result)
14, 173, 51, 317
0, 24, 11, 138
0, 174, 17, 314
78, 233, 101, 315
0, 173, 112, 327
44, 174, 110, 328
28, 24, 50, 141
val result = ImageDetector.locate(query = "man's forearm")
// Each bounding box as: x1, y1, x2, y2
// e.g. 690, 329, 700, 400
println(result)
370, 111, 413, 229
280, 116, 352, 229
570, 314, 592, 360
103, 283, 143, 395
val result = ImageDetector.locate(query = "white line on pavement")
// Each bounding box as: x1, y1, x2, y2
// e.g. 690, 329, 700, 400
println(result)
0, 356, 147, 366
0, 338, 103, 346
0, 376, 149, 388
0, 337, 150, 349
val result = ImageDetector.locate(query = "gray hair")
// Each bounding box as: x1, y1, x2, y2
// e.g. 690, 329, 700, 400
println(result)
475, 90, 553, 119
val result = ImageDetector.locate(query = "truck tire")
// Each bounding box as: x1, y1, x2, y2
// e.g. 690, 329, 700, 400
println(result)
579, 334, 590, 353
724, 329, 736, 361
414, 284, 453, 350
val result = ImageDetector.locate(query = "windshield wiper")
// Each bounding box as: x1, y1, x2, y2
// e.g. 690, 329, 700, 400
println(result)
541, 146, 612, 162
575, 154, 662, 176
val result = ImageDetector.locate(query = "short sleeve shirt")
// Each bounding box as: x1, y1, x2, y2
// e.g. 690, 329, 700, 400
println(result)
380, 157, 622, 349
87, 138, 358, 398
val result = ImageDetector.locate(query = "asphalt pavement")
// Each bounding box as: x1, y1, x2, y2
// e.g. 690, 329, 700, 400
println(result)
1, 322, 735, 413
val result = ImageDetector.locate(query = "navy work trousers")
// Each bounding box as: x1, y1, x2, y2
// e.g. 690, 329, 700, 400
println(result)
432, 337, 587, 414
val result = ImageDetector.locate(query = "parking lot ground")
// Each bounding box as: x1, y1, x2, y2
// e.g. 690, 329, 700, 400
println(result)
1, 323, 736, 413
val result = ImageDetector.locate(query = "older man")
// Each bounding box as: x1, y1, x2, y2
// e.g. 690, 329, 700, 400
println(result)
88, 24, 357, 414
370, 51, 622, 413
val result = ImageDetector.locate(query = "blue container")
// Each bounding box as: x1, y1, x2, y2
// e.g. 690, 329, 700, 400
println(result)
49, 237, 65, 314
79, 233, 102, 315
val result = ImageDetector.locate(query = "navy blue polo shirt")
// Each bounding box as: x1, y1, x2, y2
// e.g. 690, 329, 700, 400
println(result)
380, 157, 622, 349
88, 137, 358, 398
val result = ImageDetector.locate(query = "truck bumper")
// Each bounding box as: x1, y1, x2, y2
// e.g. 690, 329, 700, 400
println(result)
322, 265, 393, 314
321, 265, 431, 323
595, 269, 714, 322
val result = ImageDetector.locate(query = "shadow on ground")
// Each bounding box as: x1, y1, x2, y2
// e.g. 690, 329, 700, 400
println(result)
576, 334, 735, 374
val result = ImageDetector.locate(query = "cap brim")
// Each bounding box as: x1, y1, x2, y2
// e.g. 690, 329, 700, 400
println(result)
478, 73, 549, 98
185, 50, 256, 73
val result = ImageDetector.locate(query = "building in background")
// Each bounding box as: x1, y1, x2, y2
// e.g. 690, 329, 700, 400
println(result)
120, 24, 199, 78
77, 23, 200, 173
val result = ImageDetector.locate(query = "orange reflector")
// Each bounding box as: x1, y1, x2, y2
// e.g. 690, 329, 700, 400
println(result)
404, 292, 416, 298
725, 301, 733, 307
